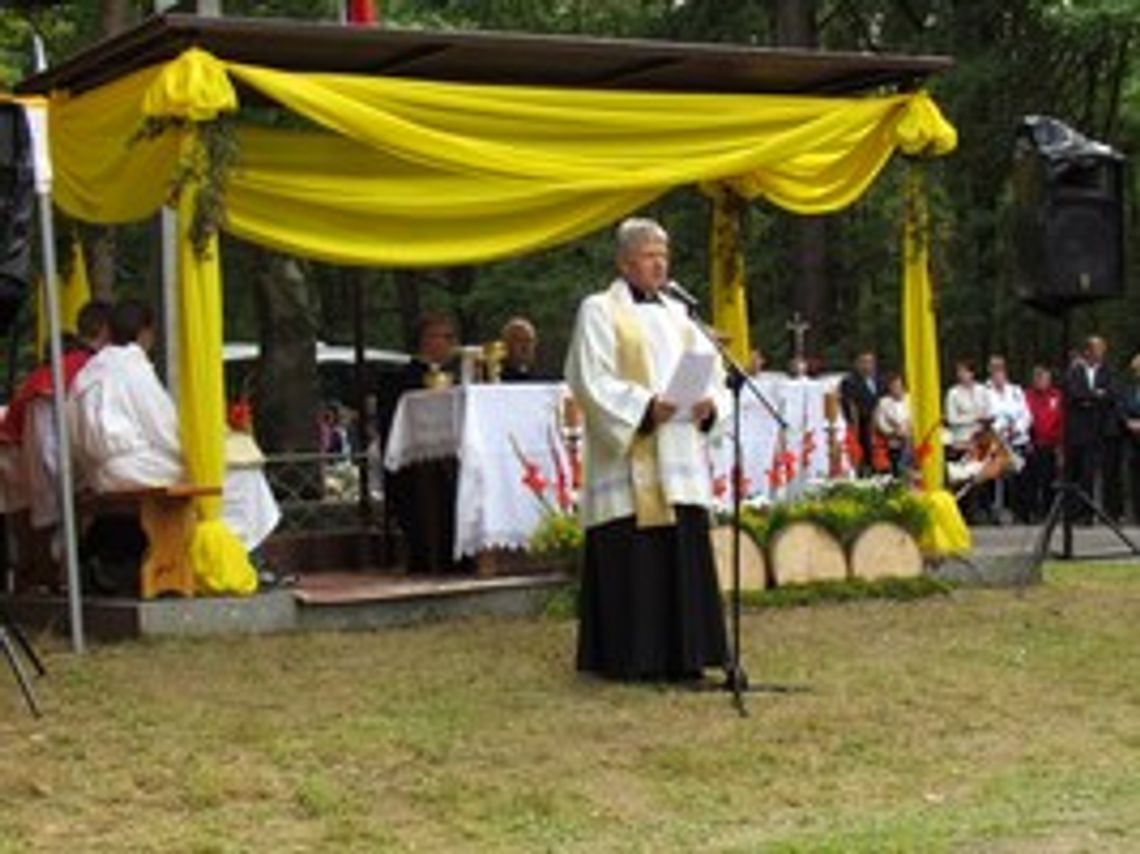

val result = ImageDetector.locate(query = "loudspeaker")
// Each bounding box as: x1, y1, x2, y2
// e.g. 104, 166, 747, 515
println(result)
0, 103, 35, 336
1013, 116, 1127, 311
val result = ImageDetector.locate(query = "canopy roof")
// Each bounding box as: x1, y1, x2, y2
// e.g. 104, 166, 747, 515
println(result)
19, 13, 951, 97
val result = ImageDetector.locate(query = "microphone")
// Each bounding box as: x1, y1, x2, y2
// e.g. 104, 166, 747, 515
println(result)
662, 281, 700, 311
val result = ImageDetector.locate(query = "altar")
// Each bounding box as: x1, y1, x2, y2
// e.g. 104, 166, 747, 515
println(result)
384, 383, 571, 565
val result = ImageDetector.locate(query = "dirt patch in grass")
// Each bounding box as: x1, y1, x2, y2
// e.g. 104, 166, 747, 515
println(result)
1, 562, 1138, 851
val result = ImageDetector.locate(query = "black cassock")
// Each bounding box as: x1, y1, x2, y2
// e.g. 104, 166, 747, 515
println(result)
577, 505, 728, 682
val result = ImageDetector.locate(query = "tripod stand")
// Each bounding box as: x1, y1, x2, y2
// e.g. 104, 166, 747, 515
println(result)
670, 290, 807, 716
1033, 479, 1140, 564
0, 606, 45, 717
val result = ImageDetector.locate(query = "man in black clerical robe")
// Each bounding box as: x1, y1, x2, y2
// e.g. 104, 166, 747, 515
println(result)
379, 311, 466, 573
564, 216, 727, 682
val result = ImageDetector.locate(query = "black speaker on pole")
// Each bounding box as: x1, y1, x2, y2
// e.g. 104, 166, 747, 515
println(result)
0, 102, 35, 336
1013, 115, 1127, 311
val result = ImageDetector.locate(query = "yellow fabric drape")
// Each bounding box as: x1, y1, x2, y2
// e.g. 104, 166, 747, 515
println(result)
706, 186, 751, 364
904, 166, 970, 555
35, 240, 92, 355
175, 130, 257, 595
47, 49, 956, 267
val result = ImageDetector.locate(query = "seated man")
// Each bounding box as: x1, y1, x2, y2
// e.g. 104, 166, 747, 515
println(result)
70, 299, 184, 492
500, 316, 552, 382
2, 301, 113, 525
0, 301, 112, 590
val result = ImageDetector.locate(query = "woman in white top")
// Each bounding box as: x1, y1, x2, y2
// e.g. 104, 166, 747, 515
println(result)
985, 355, 1031, 451
945, 359, 991, 452
873, 372, 911, 476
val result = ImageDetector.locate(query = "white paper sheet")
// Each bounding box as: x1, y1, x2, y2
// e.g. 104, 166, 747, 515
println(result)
661, 350, 717, 416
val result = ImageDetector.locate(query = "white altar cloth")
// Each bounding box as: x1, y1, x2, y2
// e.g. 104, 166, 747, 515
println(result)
384, 384, 569, 559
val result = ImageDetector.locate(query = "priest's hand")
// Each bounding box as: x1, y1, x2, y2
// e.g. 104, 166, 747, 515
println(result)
651, 398, 678, 424
691, 398, 716, 426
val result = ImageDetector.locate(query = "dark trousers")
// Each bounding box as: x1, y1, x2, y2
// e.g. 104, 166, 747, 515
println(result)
1102, 437, 1124, 520
1129, 439, 1140, 525
1025, 445, 1059, 522
1064, 441, 1098, 522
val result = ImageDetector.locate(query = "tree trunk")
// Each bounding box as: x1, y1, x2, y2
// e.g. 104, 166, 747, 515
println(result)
99, 0, 132, 36
85, 0, 134, 301
393, 270, 422, 352
775, 0, 828, 359
82, 226, 116, 302
253, 254, 321, 458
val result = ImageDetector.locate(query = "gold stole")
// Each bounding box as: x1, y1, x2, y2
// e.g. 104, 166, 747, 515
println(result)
609, 290, 692, 529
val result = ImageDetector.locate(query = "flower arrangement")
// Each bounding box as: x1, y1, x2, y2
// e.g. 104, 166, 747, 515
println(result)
509, 431, 584, 558
227, 397, 254, 432
740, 477, 929, 548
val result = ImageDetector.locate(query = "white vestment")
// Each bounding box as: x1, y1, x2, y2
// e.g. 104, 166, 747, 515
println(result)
564, 279, 726, 529
223, 431, 281, 550
69, 343, 185, 492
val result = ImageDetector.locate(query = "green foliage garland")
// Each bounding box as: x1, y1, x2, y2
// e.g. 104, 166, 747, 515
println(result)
740, 479, 930, 549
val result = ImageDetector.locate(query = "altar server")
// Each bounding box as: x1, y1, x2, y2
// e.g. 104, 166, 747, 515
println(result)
69, 300, 184, 492
565, 217, 728, 682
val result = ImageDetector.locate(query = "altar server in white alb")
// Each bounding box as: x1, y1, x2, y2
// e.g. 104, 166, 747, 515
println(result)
70, 299, 281, 553
565, 217, 728, 682
70, 299, 184, 492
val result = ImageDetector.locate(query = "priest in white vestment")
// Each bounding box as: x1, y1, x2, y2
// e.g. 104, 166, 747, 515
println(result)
565, 217, 728, 682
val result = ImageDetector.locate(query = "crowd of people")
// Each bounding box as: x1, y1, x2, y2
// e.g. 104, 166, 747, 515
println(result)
837, 336, 1140, 526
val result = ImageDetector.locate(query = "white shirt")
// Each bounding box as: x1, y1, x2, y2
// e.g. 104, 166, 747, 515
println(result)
986, 381, 1031, 447
874, 394, 911, 442
945, 382, 991, 448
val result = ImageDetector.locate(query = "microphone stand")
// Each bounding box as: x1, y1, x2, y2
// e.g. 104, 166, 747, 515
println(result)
665, 289, 805, 717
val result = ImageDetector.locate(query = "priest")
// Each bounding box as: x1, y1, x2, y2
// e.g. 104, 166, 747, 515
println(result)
564, 217, 728, 682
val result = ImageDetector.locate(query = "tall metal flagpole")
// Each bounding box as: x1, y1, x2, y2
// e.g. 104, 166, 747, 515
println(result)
25, 38, 85, 653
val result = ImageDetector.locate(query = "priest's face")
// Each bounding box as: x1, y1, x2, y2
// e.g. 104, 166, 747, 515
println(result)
620, 238, 669, 294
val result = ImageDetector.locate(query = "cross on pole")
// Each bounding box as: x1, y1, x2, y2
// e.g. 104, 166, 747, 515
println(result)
786, 312, 810, 360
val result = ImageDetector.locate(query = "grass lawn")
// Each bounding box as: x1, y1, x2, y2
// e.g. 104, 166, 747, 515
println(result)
2, 562, 1139, 853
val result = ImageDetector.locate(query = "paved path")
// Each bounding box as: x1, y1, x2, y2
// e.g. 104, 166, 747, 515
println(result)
970, 523, 1140, 560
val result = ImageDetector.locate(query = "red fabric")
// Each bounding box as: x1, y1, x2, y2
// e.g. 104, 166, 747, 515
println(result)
347, 0, 377, 23
1026, 387, 1064, 448
0, 349, 92, 443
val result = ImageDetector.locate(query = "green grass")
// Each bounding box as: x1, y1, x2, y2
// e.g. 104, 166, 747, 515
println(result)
1, 561, 1139, 852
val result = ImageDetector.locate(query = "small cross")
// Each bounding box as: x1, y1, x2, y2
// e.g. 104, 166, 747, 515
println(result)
786, 312, 811, 360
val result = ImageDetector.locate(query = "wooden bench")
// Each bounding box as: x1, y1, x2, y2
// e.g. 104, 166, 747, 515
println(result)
83, 484, 222, 599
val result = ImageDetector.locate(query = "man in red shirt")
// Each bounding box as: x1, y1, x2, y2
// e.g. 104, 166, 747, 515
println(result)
1025, 364, 1064, 521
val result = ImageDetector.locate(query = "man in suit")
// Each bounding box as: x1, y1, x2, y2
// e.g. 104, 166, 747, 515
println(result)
1064, 335, 1122, 521
839, 351, 882, 476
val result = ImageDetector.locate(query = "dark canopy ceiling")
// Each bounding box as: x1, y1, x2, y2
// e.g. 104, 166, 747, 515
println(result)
18, 13, 952, 97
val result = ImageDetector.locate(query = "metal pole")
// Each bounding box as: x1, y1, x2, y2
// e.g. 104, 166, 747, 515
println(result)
37, 194, 84, 654
161, 207, 179, 400
23, 56, 85, 652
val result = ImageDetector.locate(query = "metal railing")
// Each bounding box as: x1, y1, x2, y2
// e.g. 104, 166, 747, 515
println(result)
261, 450, 385, 534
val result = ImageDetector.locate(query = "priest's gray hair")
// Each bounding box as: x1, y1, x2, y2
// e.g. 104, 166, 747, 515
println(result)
615, 217, 669, 258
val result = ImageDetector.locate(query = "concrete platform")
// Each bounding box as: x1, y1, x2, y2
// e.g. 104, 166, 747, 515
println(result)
0, 570, 570, 643
931, 523, 1140, 587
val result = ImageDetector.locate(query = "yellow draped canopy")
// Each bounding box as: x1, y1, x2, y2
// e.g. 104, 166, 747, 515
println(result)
44, 47, 969, 576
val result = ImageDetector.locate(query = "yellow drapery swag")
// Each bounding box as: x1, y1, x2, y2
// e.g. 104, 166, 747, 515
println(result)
904, 166, 970, 556
706, 186, 751, 365
42, 46, 962, 559
48, 48, 957, 266
35, 239, 91, 356
174, 129, 257, 595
